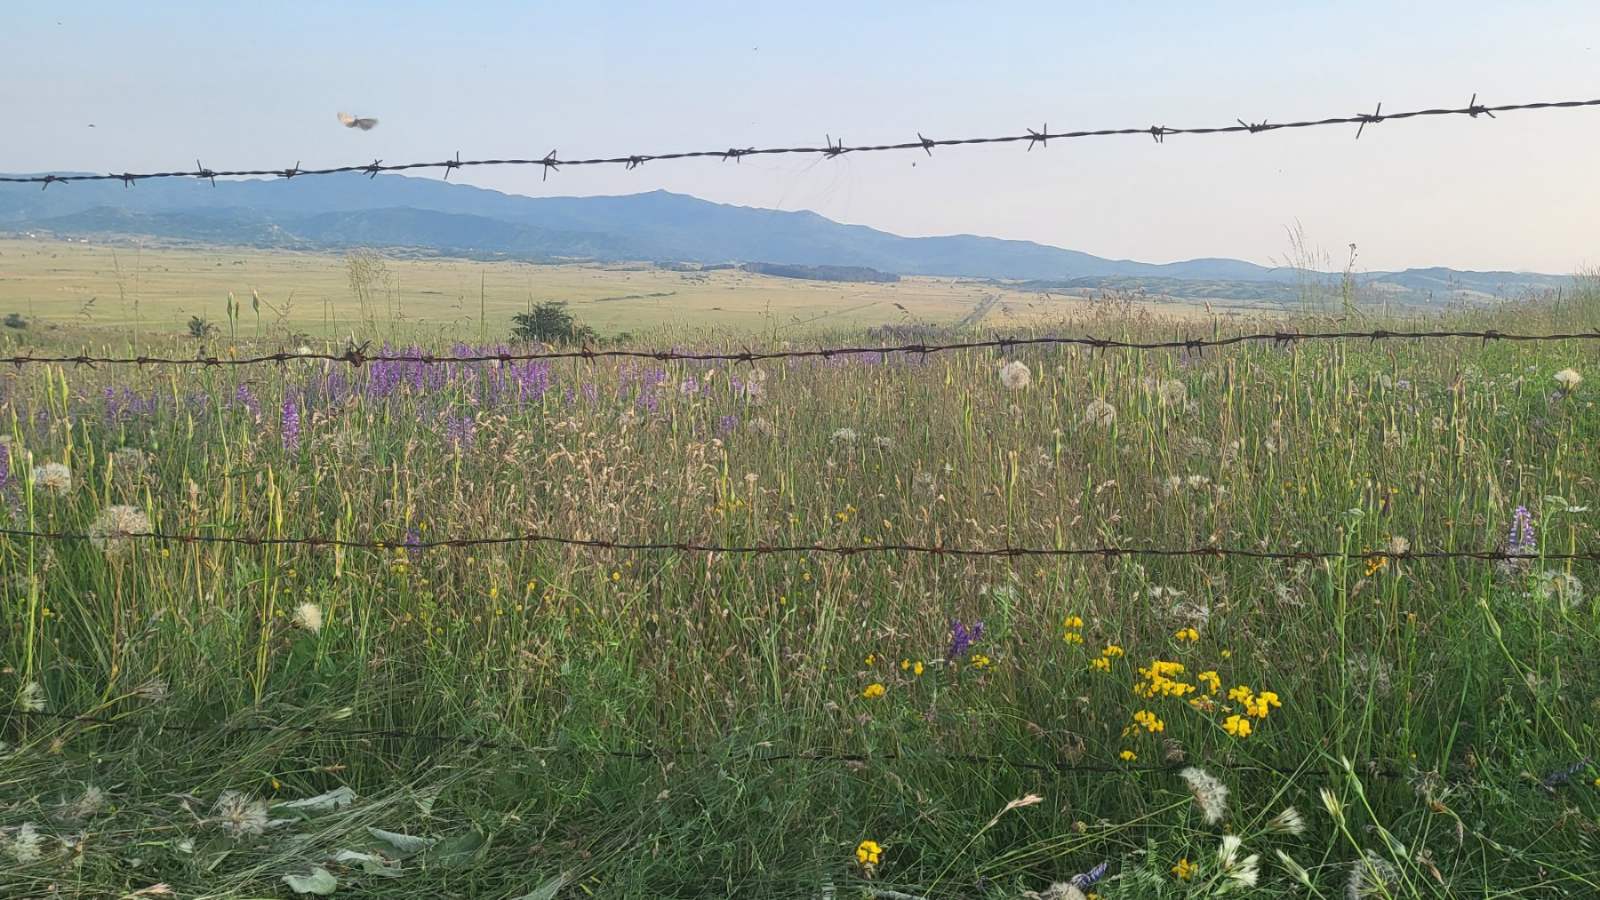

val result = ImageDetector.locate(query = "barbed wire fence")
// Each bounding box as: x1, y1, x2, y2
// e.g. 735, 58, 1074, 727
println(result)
3, 91, 1599, 789
7, 709, 1405, 782
0, 525, 1595, 562
2, 327, 1599, 369
2, 94, 1597, 187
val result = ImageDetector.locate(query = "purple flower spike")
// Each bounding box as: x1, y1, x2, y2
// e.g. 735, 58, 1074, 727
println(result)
1508, 505, 1536, 554
280, 396, 301, 451
948, 619, 985, 661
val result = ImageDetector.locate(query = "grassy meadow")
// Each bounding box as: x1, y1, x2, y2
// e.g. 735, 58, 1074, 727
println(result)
0, 264, 1598, 898
0, 238, 1215, 342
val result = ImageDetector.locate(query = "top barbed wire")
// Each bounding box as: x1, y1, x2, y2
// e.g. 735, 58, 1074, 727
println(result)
6, 328, 1600, 370
2, 94, 1596, 188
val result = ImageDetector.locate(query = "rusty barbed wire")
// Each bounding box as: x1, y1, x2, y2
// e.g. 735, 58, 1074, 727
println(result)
10, 710, 1392, 779
0, 525, 1594, 562
2, 94, 1596, 187
4, 328, 1600, 370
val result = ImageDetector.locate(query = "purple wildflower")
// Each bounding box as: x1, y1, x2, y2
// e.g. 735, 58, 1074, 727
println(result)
233, 384, 260, 420
404, 526, 423, 559
717, 414, 739, 435
444, 413, 477, 449
1071, 862, 1109, 890
948, 619, 985, 661
1508, 505, 1536, 554
280, 396, 301, 451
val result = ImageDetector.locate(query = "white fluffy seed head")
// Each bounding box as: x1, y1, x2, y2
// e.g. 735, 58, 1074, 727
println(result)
999, 360, 1032, 391
293, 603, 324, 634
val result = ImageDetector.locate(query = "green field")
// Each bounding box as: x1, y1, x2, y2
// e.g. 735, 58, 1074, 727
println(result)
0, 255, 1597, 898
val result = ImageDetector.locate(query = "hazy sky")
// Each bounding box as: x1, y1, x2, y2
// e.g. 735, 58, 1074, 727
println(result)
3, 2, 1597, 273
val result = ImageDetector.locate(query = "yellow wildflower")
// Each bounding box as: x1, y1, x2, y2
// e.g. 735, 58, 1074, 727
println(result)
1175, 627, 1199, 642
866, 654, 877, 667
915, 660, 928, 675
1102, 644, 1125, 658
1173, 857, 1195, 880
855, 839, 882, 866
1133, 709, 1165, 733
1223, 714, 1253, 738
1120, 749, 1138, 762
861, 683, 886, 700
1063, 631, 1085, 645
1197, 670, 1221, 694
1090, 657, 1111, 672
1064, 615, 1084, 629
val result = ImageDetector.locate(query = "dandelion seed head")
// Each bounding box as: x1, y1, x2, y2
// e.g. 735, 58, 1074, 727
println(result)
1346, 851, 1401, 899
999, 360, 1032, 391
1268, 805, 1307, 836
292, 602, 323, 634
212, 790, 269, 838
1179, 766, 1230, 824
1553, 368, 1582, 391
88, 505, 153, 555
31, 462, 72, 495
1083, 398, 1116, 428
1157, 379, 1188, 407
7, 822, 44, 863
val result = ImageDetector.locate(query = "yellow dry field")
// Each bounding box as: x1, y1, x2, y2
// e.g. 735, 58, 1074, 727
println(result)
0, 237, 1209, 341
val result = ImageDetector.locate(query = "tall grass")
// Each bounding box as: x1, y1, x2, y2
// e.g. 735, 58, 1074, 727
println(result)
1, 294, 1597, 898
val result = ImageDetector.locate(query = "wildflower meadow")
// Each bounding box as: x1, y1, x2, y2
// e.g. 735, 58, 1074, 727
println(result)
1, 291, 1597, 898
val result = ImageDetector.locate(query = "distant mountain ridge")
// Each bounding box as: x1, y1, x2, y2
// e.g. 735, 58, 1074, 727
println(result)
0, 172, 1570, 300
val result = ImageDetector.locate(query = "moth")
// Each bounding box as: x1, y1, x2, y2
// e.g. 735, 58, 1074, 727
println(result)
337, 112, 379, 131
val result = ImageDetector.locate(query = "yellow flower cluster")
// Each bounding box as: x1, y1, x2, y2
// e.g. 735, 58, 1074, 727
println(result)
1132, 709, 1166, 733
1174, 627, 1200, 642
1119, 749, 1138, 762
1197, 670, 1221, 694
1172, 857, 1195, 880
1229, 685, 1282, 719
1223, 714, 1253, 737
970, 654, 991, 670
1134, 660, 1197, 698
855, 840, 882, 866
862, 683, 886, 700
1063, 614, 1086, 644
1090, 644, 1123, 672
900, 658, 925, 676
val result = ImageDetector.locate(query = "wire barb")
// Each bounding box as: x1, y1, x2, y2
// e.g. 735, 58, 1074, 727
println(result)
1026, 122, 1049, 151
1355, 102, 1383, 139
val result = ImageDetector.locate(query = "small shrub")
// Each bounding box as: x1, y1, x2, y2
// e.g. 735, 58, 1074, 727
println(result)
3, 312, 26, 330
511, 301, 595, 344
188, 315, 218, 338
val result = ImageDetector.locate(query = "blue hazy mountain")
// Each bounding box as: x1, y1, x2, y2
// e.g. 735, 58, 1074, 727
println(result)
0, 172, 1569, 297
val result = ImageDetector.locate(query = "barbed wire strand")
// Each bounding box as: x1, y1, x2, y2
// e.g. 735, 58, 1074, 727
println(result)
2, 94, 1596, 187
8, 711, 1387, 780
1, 526, 1593, 562
6, 328, 1600, 370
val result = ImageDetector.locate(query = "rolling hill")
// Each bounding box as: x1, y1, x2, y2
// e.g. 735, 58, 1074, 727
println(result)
0, 172, 1570, 301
